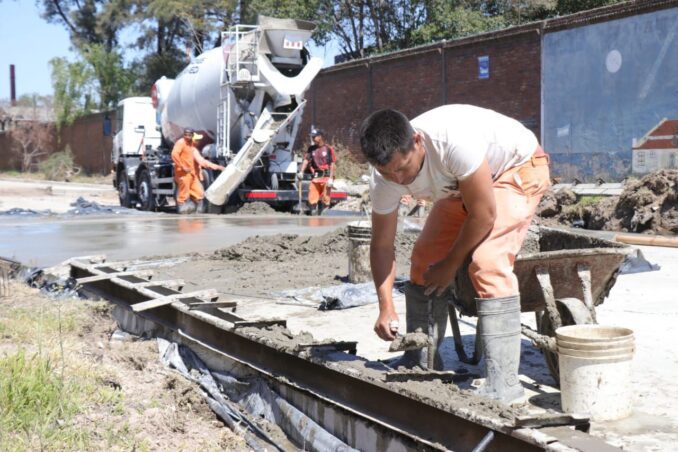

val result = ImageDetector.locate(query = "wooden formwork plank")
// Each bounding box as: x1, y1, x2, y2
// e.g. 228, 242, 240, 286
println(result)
188, 301, 238, 310
131, 289, 219, 313
76, 270, 153, 284
114, 278, 185, 291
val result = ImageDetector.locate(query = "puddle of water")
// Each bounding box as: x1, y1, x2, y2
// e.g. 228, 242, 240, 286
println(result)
1, 215, 359, 267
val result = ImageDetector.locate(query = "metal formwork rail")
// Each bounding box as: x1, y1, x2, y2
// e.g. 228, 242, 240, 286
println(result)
70, 259, 618, 452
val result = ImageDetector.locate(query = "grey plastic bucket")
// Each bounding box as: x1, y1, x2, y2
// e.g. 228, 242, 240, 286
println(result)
347, 221, 372, 283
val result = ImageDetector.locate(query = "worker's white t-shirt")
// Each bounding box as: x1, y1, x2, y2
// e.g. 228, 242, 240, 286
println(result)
370, 104, 539, 215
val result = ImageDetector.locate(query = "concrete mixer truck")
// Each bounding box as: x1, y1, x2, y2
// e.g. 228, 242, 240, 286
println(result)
112, 16, 347, 213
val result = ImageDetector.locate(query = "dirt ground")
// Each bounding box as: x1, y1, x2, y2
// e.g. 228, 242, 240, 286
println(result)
0, 177, 119, 213
0, 282, 247, 450
537, 170, 678, 234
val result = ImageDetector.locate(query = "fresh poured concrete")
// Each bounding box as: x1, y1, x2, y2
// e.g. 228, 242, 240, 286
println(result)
0, 214, 359, 267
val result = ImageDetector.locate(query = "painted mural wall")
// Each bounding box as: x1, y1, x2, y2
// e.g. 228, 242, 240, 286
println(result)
542, 8, 678, 181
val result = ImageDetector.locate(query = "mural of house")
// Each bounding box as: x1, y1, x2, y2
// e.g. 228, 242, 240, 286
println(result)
632, 118, 678, 175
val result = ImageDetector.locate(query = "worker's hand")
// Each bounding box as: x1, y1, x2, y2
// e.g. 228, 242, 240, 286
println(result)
423, 256, 458, 297
296, 172, 303, 181
374, 309, 399, 341
217, 165, 225, 171
325, 179, 333, 189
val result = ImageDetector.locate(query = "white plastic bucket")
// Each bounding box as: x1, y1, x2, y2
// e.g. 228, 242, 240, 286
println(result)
347, 222, 372, 283
556, 325, 635, 421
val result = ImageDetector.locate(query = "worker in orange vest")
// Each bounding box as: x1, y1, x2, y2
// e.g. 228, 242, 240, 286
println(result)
171, 128, 224, 214
297, 128, 336, 215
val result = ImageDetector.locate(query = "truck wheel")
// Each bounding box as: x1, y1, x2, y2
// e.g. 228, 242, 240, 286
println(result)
200, 169, 223, 214
117, 173, 132, 208
137, 169, 156, 211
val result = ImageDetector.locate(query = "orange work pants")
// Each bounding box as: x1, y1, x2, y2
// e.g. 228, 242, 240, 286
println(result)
175, 172, 204, 204
410, 149, 550, 298
308, 177, 331, 206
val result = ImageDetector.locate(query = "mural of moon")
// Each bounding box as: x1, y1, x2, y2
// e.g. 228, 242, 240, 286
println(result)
606, 49, 623, 73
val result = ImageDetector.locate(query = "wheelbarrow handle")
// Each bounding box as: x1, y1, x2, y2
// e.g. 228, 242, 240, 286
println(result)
448, 305, 482, 365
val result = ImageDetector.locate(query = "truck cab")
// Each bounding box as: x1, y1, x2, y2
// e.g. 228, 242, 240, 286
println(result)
112, 97, 162, 162
112, 97, 164, 208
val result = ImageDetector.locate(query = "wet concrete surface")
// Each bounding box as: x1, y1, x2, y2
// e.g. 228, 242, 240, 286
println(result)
1, 214, 361, 267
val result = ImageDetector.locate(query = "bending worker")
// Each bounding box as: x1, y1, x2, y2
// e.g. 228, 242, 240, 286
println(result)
359, 105, 550, 403
298, 128, 336, 215
171, 128, 224, 214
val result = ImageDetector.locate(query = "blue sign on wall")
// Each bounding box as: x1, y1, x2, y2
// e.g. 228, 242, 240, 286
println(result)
478, 56, 490, 79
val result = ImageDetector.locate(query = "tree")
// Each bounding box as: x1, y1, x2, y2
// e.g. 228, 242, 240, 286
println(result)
80, 43, 136, 109
10, 121, 54, 172
49, 57, 95, 131
556, 0, 622, 15
39, 0, 132, 52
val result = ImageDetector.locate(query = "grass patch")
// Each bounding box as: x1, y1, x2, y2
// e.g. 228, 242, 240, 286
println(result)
576, 195, 605, 207
0, 286, 131, 450
0, 350, 85, 450
0, 306, 78, 344
38, 149, 79, 182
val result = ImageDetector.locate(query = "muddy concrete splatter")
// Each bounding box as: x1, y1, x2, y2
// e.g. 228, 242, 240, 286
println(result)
389, 331, 430, 352
213, 227, 417, 263
233, 202, 288, 216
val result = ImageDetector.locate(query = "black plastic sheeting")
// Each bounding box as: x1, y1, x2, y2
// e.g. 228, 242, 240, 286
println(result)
157, 338, 357, 452
0, 207, 54, 217
21, 267, 81, 299
277, 278, 407, 311
0, 197, 143, 217
66, 197, 137, 215
619, 249, 661, 274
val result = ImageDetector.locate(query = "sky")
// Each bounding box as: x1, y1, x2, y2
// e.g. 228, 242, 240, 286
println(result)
0, 1, 338, 100
0, 1, 75, 99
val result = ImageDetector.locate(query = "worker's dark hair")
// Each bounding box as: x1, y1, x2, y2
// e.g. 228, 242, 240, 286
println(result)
359, 109, 415, 166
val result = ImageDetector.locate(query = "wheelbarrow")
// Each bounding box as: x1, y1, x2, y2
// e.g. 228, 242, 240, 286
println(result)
449, 226, 634, 381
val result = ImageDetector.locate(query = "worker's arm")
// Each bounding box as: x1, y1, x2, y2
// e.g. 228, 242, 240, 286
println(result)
329, 146, 337, 180
193, 149, 224, 171
371, 208, 400, 341
298, 156, 309, 178
423, 159, 496, 296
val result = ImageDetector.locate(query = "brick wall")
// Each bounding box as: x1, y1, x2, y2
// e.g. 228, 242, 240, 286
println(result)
444, 29, 541, 133
0, 111, 114, 174
302, 24, 542, 153
59, 111, 115, 175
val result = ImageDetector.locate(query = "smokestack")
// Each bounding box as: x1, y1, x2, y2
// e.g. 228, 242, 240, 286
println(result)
10, 65, 16, 107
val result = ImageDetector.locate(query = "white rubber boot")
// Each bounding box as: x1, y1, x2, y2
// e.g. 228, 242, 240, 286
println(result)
389, 283, 448, 370
475, 295, 525, 404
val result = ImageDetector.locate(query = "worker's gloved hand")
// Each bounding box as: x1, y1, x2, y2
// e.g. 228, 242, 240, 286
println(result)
296, 172, 303, 181
325, 179, 334, 189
